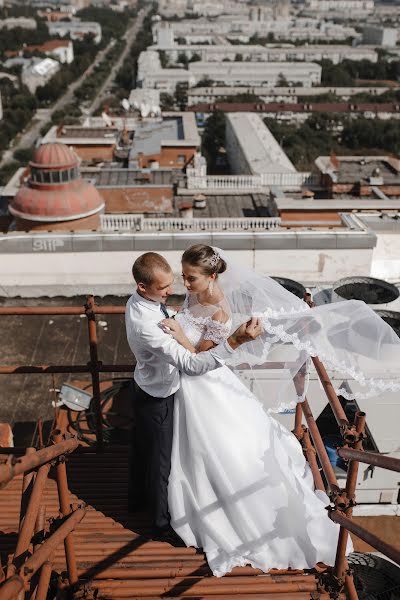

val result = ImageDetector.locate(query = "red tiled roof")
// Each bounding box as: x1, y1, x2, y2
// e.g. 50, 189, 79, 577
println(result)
39, 39, 72, 51
31, 143, 78, 169
11, 180, 104, 221
5, 40, 71, 58
100, 187, 174, 214
191, 102, 400, 113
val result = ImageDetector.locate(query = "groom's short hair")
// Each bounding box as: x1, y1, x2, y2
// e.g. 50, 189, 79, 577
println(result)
132, 252, 172, 285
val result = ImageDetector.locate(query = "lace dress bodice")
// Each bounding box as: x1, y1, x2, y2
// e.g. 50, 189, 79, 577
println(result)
175, 294, 231, 348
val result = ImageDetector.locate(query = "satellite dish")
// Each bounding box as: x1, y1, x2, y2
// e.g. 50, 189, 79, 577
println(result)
121, 98, 130, 111
101, 111, 113, 127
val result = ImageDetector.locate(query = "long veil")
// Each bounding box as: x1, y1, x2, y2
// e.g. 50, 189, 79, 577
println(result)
211, 247, 400, 413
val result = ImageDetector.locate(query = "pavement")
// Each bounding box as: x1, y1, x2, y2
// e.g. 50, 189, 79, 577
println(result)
88, 7, 149, 115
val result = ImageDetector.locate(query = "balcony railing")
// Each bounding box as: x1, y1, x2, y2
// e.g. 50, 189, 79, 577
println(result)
186, 173, 318, 190
100, 215, 282, 232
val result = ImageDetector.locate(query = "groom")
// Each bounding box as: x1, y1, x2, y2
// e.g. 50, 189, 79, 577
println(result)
125, 251, 262, 544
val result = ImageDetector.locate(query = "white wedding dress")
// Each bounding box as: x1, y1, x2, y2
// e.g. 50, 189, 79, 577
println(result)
168, 295, 352, 577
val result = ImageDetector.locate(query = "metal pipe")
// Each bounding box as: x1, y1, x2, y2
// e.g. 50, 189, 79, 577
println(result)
338, 447, 400, 473
334, 412, 365, 581
91, 580, 319, 593
34, 506, 46, 552
21, 508, 86, 578
0, 364, 133, 375
301, 428, 325, 492
85, 296, 104, 451
329, 510, 400, 566
13, 464, 50, 564
345, 570, 360, 600
0, 438, 78, 486
311, 356, 349, 431
0, 307, 124, 316
52, 431, 78, 585
84, 567, 308, 580
91, 580, 318, 595
0, 575, 25, 600
301, 398, 340, 495
293, 403, 303, 440
32, 562, 52, 600
19, 448, 36, 532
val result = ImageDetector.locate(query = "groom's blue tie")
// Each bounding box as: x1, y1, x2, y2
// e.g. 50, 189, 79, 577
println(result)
160, 303, 169, 318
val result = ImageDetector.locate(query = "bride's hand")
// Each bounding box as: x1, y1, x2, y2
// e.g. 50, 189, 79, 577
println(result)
161, 318, 185, 341
228, 317, 263, 350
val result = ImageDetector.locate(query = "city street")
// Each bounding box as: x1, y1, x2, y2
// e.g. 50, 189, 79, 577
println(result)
0, 8, 148, 167
88, 6, 149, 115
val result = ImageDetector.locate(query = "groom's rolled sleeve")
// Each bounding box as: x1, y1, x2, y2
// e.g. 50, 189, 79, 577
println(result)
136, 323, 234, 376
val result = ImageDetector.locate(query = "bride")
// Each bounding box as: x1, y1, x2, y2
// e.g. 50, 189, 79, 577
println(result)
161, 244, 400, 577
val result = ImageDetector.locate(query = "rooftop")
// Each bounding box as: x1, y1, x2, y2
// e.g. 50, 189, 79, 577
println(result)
176, 193, 273, 218
58, 127, 119, 140
315, 156, 400, 186
130, 117, 184, 156
81, 167, 176, 187
100, 186, 174, 214
226, 113, 297, 175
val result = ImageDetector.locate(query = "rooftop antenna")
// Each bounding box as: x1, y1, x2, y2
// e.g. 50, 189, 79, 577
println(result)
121, 98, 130, 111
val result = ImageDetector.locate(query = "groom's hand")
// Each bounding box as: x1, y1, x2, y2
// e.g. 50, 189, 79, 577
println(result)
228, 317, 263, 350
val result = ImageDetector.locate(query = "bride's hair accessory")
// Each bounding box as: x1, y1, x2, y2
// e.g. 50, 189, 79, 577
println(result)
182, 244, 227, 276
208, 252, 220, 269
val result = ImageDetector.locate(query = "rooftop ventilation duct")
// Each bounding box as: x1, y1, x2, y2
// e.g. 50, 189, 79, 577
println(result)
271, 277, 306, 299
374, 310, 400, 338
332, 276, 399, 306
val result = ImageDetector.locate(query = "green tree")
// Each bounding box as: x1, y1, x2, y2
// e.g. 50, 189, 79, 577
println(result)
276, 73, 289, 87
177, 52, 189, 67
189, 53, 201, 63
194, 77, 214, 88
202, 110, 226, 173
160, 93, 175, 110
174, 82, 188, 109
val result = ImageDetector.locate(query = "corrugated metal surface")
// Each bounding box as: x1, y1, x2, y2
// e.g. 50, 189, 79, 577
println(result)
0, 445, 327, 598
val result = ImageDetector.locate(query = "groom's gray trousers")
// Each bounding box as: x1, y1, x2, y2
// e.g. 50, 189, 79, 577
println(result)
129, 381, 174, 530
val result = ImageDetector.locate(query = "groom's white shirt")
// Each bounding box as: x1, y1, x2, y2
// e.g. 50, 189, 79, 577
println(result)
125, 291, 234, 398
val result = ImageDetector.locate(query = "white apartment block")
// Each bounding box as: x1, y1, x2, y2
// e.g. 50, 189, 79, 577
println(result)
152, 17, 359, 44
47, 21, 102, 44
21, 58, 61, 93
187, 86, 391, 105
137, 51, 195, 92
362, 26, 398, 47
188, 61, 322, 87
41, 40, 74, 64
157, 0, 244, 18
152, 43, 377, 65
225, 112, 297, 176
158, 0, 187, 17
0, 17, 37, 29
306, 0, 374, 12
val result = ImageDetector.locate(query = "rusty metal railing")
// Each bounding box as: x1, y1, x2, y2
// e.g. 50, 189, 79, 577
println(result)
0, 431, 86, 600
0, 296, 399, 600
0, 296, 133, 451
291, 296, 400, 599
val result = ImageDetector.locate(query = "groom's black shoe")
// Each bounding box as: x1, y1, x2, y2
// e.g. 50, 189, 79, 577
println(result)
152, 526, 185, 546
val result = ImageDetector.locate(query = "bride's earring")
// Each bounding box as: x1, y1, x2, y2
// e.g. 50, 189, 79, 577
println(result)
208, 279, 214, 296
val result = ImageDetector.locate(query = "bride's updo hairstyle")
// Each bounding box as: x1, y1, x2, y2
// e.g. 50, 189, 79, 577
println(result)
182, 244, 227, 276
